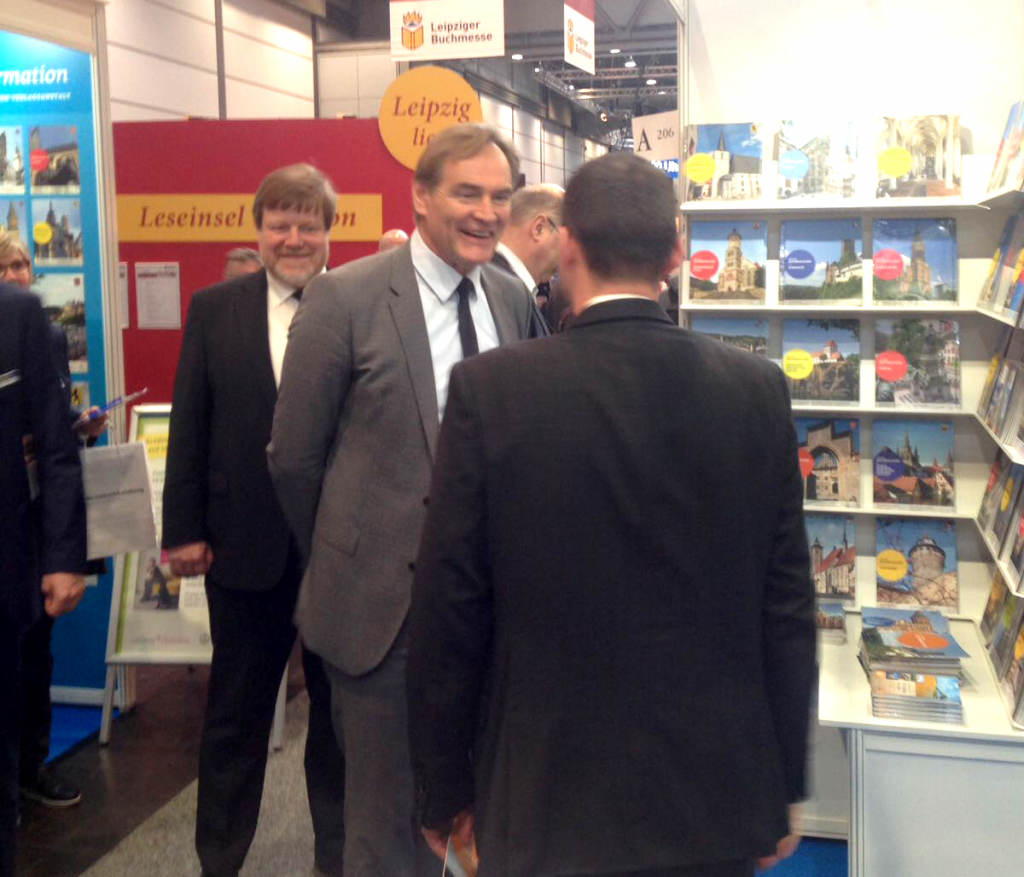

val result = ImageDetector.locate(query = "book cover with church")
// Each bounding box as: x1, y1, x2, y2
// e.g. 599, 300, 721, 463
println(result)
31, 198, 83, 267
795, 418, 860, 506
805, 514, 857, 601
688, 316, 768, 356
875, 517, 958, 609
683, 122, 763, 202
777, 120, 858, 200
0, 197, 27, 246
874, 319, 961, 407
872, 419, 954, 508
0, 126, 25, 194
780, 219, 863, 304
31, 272, 87, 372
27, 124, 81, 195
687, 220, 767, 303
782, 319, 860, 403
875, 115, 961, 198
871, 219, 957, 304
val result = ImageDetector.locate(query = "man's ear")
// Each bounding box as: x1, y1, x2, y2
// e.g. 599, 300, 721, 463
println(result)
411, 180, 430, 219
663, 235, 685, 275
529, 213, 547, 242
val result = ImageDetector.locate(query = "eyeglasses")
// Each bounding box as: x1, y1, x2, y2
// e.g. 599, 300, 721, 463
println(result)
544, 216, 559, 232
440, 187, 513, 209
0, 259, 31, 275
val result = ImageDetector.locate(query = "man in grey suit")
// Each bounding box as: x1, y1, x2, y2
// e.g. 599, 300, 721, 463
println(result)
268, 123, 535, 877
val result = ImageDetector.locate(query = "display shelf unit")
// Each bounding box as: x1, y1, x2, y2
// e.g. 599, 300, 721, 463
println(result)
805, 502, 974, 521
975, 305, 1020, 327
976, 185, 1024, 211
974, 411, 1024, 464
974, 518, 1024, 597
679, 195, 977, 215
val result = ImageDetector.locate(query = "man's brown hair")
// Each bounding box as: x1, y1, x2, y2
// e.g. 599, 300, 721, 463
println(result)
563, 153, 677, 283
413, 123, 520, 191
253, 163, 337, 230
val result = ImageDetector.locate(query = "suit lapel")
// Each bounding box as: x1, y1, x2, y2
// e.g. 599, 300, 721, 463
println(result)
481, 266, 518, 344
234, 270, 277, 412
387, 249, 440, 460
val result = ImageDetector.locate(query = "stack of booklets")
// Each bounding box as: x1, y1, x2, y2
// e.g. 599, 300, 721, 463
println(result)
979, 573, 1024, 729
858, 607, 969, 678
869, 669, 963, 723
982, 358, 1024, 445
977, 216, 1024, 319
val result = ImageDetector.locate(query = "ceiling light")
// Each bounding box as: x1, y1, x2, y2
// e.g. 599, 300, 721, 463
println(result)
534, 65, 541, 73
609, 48, 621, 55
658, 90, 666, 95
511, 53, 523, 61
624, 55, 637, 68
568, 84, 575, 90
646, 78, 657, 85
599, 111, 609, 122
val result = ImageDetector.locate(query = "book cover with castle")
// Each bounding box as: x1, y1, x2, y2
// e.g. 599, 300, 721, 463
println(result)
683, 123, 763, 202
0, 197, 27, 246
31, 272, 87, 372
795, 418, 860, 506
977, 216, 1020, 310
871, 218, 957, 304
688, 316, 768, 356
874, 319, 961, 407
875, 517, 958, 609
780, 219, 863, 304
31, 198, 83, 267
875, 115, 961, 198
777, 121, 858, 201
27, 124, 81, 195
872, 419, 954, 508
805, 514, 857, 601
687, 220, 767, 303
783, 319, 860, 403
0, 126, 25, 194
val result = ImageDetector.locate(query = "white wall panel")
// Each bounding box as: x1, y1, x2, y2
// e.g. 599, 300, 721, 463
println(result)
318, 54, 358, 99
514, 109, 542, 141
357, 97, 384, 119
320, 97, 359, 119
542, 139, 564, 170
105, 0, 217, 71
223, 0, 311, 57
514, 134, 541, 164
151, 0, 215, 20
225, 76, 314, 119
357, 53, 399, 103
223, 30, 313, 99
519, 158, 541, 185
107, 43, 219, 118
543, 166, 564, 186
480, 94, 513, 132
110, 101, 184, 122
541, 123, 564, 150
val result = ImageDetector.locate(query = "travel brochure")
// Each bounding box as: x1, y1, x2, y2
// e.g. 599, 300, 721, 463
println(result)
805, 514, 856, 601
872, 419, 954, 509
780, 219, 862, 304
776, 120, 858, 201
688, 316, 767, 356
687, 220, 767, 303
683, 122, 763, 203
875, 517, 958, 610
782, 319, 860, 403
871, 218, 957, 304
795, 418, 860, 506
874, 319, 960, 408
876, 115, 961, 198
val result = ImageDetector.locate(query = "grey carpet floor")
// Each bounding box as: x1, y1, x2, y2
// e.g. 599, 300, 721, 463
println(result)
81, 693, 317, 877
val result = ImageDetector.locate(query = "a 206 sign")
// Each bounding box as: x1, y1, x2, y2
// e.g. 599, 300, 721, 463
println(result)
632, 110, 678, 163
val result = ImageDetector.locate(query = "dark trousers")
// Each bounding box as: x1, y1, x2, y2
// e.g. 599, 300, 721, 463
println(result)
1, 615, 23, 877
18, 612, 54, 785
555, 862, 754, 877
196, 552, 345, 877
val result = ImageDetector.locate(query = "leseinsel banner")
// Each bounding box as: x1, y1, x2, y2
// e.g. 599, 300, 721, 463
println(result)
389, 0, 505, 61
564, 0, 595, 75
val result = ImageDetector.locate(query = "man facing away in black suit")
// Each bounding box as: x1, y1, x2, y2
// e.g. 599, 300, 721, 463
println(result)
406, 153, 817, 877
162, 165, 346, 877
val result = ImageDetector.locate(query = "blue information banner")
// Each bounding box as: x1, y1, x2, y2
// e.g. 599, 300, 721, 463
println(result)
2, 29, 112, 695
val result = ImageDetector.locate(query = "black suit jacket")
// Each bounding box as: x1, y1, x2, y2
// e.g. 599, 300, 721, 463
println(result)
491, 249, 552, 338
163, 269, 291, 592
407, 298, 816, 877
0, 285, 86, 628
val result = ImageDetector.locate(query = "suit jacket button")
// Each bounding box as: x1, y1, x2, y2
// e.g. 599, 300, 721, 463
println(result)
408, 561, 415, 572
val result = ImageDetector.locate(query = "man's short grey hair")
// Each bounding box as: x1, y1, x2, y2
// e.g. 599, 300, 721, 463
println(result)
225, 247, 262, 265
509, 184, 564, 227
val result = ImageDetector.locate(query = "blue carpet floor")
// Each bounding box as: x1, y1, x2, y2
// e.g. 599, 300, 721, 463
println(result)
49, 705, 104, 760
772, 838, 847, 876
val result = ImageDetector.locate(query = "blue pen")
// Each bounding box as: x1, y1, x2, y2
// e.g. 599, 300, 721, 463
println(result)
87, 386, 149, 419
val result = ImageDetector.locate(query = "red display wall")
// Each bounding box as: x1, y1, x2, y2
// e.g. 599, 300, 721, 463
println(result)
113, 118, 414, 412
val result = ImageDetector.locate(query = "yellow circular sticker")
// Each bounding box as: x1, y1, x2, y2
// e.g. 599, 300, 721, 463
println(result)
878, 146, 913, 178
33, 221, 53, 246
783, 349, 815, 381
877, 549, 909, 583
685, 153, 716, 184
1002, 477, 1016, 512
378, 66, 482, 171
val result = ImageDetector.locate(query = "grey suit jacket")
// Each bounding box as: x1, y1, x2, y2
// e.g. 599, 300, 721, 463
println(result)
268, 243, 534, 674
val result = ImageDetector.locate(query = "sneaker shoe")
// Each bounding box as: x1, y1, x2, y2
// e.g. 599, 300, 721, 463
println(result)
20, 770, 82, 808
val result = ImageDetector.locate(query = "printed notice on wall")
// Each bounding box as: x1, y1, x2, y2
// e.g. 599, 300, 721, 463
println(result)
135, 262, 181, 329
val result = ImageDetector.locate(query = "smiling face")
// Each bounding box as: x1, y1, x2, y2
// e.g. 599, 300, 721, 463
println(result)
412, 143, 514, 275
256, 206, 329, 289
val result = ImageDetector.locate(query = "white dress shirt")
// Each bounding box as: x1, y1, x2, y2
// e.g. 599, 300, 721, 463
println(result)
267, 269, 303, 388
409, 229, 499, 420
494, 241, 537, 295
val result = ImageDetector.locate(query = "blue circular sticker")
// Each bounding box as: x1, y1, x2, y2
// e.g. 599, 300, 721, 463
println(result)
783, 249, 816, 280
874, 448, 906, 483
779, 149, 810, 179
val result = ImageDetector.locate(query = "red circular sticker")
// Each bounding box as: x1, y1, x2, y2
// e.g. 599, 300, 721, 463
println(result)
876, 350, 908, 382
798, 447, 813, 479
690, 250, 720, 281
873, 248, 904, 281
897, 631, 950, 651
30, 149, 50, 172
989, 464, 1001, 491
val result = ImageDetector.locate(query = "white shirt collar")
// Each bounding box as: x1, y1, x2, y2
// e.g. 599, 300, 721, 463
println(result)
579, 293, 652, 312
410, 228, 483, 302
495, 242, 537, 294
265, 266, 326, 307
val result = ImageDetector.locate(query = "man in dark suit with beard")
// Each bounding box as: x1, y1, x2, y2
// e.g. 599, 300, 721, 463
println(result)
407, 152, 816, 877
0, 283, 86, 877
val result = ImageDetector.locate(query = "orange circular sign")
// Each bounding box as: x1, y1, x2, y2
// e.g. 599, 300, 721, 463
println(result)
897, 631, 950, 651
378, 66, 482, 171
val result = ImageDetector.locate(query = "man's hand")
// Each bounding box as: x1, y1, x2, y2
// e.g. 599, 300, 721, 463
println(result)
757, 804, 801, 871
74, 407, 110, 440
167, 541, 214, 577
422, 808, 475, 865
42, 572, 86, 617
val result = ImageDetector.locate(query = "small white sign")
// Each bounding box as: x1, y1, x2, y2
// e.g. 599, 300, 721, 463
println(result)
564, 1, 595, 75
632, 110, 680, 163
117, 261, 129, 329
134, 262, 181, 330
390, 0, 504, 61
